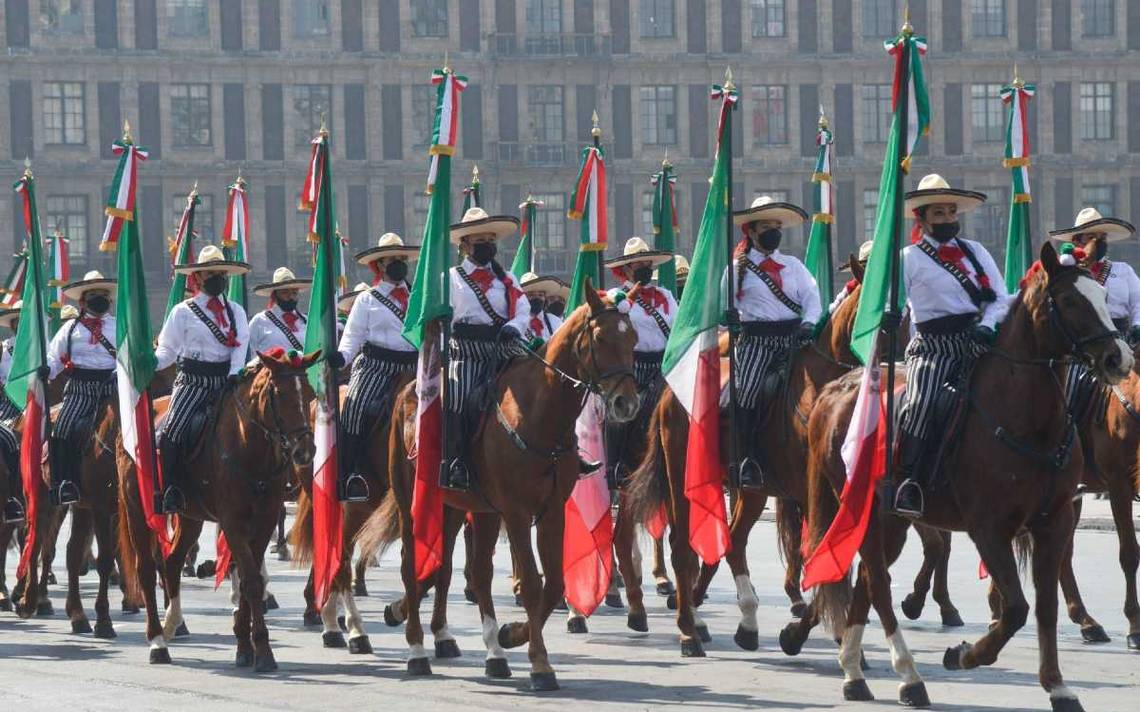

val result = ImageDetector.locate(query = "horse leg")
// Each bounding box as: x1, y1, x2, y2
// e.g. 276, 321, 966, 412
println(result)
462, 518, 475, 603
468, 512, 509, 678
930, 530, 963, 627
613, 494, 647, 633
123, 490, 168, 663
428, 508, 464, 659
651, 534, 674, 595
1030, 504, 1086, 712
91, 510, 116, 638
66, 507, 94, 633
0, 523, 11, 611
352, 554, 369, 597
945, 533, 1028, 672
400, 502, 430, 675
237, 528, 276, 672
233, 588, 254, 667
303, 566, 321, 626
526, 505, 567, 690
161, 517, 203, 641
274, 505, 289, 561
901, 524, 938, 622
725, 492, 764, 651
1107, 482, 1140, 648
15, 500, 47, 618
668, 512, 703, 656
319, 583, 346, 647
1058, 498, 1109, 642
871, 517, 929, 706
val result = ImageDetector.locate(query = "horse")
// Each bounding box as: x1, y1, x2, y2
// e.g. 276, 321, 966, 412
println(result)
801, 243, 1131, 711
116, 349, 317, 670
356, 283, 639, 690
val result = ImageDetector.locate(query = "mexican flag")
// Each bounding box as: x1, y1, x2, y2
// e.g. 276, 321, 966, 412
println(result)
565, 145, 607, 311
651, 162, 679, 296
804, 115, 835, 334
164, 185, 200, 319
222, 176, 250, 311
563, 393, 612, 615
510, 196, 542, 279
45, 229, 70, 333
1, 251, 28, 307
659, 82, 737, 566
1001, 79, 1036, 292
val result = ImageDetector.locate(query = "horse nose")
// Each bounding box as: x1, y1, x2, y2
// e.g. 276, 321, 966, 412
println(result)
292, 435, 316, 466
1099, 341, 1133, 383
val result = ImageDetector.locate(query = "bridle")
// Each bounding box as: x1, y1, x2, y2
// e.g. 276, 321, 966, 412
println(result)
231, 368, 314, 471
1046, 276, 1120, 363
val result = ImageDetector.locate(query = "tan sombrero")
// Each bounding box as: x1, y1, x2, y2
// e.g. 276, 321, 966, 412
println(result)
733, 195, 809, 228
60, 303, 79, 320
0, 301, 21, 329
253, 266, 311, 297
449, 207, 519, 245
520, 272, 570, 301
338, 282, 370, 312
655, 254, 690, 282
62, 270, 117, 301
355, 232, 420, 265
603, 237, 673, 270
839, 240, 875, 273
174, 244, 251, 276
1048, 207, 1136, 243
904, 174, 986, 214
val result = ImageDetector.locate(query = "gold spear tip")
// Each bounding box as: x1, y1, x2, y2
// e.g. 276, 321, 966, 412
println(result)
472, 164, 480, 182
591, 109, 602, 138
319, 112, 328, 137
1012, 63, 1025, 88
662, 147, 672, 168
122, 119, 133, 143
443, 50, 452, 73
22, 156, 32, 178
901, 3, 914, 35
723, 66, 735, 92
818, 105, 829, 130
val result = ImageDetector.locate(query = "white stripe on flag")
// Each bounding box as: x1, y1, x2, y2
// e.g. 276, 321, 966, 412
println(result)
664, 328, 719, 416
840, 342, 881, 482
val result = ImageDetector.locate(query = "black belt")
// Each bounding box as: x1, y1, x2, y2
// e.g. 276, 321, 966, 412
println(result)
452, 323, 500, 341
916, 313, 977, 336
70, 367, 115, 382
634, 351, 664, 365
742, 319, 799, 337
179, 359, 230, 377
363, 343, 418, 364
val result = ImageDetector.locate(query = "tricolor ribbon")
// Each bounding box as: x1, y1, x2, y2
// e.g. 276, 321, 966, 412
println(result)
222, 177, 250, 254
46, 230, 70, 312
426, 68, 469, 193
567, 146, 608, 250
709, 84, 740, 158
1, 251, 28, 307
1000, 82, 1036, 203
300, 133, 327, 243
99, 141, 149, 251
884, 33, 930, 174
812, 125, 834, 224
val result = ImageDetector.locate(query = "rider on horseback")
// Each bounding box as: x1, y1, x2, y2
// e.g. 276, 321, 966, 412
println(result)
328, 232, 419, 502
893, 175, 1012, 518
520, 273, 569, 343
0, 304, 24, 522
154, 245, 251, 514
248, 267, 311, 354
46, 271, 118, 506
727, 196, 821, 489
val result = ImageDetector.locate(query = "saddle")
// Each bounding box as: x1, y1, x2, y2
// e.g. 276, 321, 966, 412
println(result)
895, 365, 975, 491
156, 379, 236, 461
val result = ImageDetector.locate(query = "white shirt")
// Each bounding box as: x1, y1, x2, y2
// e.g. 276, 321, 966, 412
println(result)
249, 304, 308, 354
155, 293, 250, 375
525, 309, 564, 342
608, 280, 677, 353
903, 234, 1011, 330
0, 337, 12, 382
338, 281, 416, 362
449, 258, 531, 336
47, 315, 118, 379
1097, 259, 1140, 327
728, 248, 823, 326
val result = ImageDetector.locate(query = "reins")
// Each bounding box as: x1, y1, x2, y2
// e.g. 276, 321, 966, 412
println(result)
229, 369, 313, 475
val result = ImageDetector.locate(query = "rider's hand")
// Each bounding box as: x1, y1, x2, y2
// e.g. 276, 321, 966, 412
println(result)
328, 351, 346, 369
35, 365, 50, 380
498, 325, 522, 343
971, 324, 997, 347
796, 323, 815, 346
880, 311, 903, 332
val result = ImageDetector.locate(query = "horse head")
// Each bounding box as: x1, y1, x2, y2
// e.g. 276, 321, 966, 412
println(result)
252, 348, 320, 467
564, 278, 638, 422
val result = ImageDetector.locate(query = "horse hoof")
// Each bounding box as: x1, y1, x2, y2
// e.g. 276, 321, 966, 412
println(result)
900, 593, 924, 621
900, 681, 931, 708
943, 642, 971, 671
656, 580, 676, 596
265, 595, 279, 611
554, 599, 567, 611
322, 631, 347, 648
383, 604, 402, 627
0, 599, 10, 612
1050, 697, 1086, 712
149, 648, 172, 665
529, 671, 559, 692
36, 600, 54, 617
337, 615, 346, 631
235, 650, 254, 667
47, 572, 57, 585
175, 622, 190, 638
93, 620, 116, 639
666, 593, 677, 610
407, 657, 432, 676
303, 609, 322, 627
348, 636, 373, 655
195, 561, 216, 579
499, 623, 524, 649
843, 679, 874, 701
789, 601, 809, 619
182, 562, 196, 578
435, 639, 461, 658
1081, 624, 1110, 644
941, 609, 965, 628
254, 652, 278, 673
680, 637, 705, 657
462, 588, 475, 604
355, 581, 369, 598
275, 547, 290, 562
627, 612, 648, 633
121, 601, 140, 615
778, 624, 804, 656
485, 658, 511, 679
567, 617, 588, 635
71, 619, 93, 634
695, 623, 711, 643
1127, 632, 1140, 650
604, 592, 624, 609
15, 603, 34, 620
733, 625, 759, 651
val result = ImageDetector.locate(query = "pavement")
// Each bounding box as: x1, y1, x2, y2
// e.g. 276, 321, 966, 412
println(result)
1, 506, 1137, 712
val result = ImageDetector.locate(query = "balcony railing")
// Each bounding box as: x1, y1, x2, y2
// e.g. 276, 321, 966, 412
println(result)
493, 141, 579, 167
488, 33, 611, 58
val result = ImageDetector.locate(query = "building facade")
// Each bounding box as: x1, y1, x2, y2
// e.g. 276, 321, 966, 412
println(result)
3, 0, 1140, 306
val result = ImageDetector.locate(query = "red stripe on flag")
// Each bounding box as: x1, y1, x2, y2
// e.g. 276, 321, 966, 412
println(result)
563, 496, 614, 616
16, 388, 43, 580
645, 503, 668, 541
411, 396, 444, 581
214, 532, 232, 590
312, 408, 343, 607
135, 392, 172, 557
683, 347, 730, 564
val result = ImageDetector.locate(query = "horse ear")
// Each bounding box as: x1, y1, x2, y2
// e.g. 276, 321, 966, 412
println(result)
256, 350, 283, 371
1040, 241, 1061, 277
850, 254, 866, 284
583, 277, 603, 314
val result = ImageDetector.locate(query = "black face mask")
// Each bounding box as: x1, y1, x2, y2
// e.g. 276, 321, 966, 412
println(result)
202, 274, 227, 296
1093, 240, 1108, 261
547, 301, 565, 318
528, 297, 545, 314
929, 222, 960, 243
277, 298, 297, 312
85, 295, 110, 314
755, 228, 782, 252
633, 266, 654, 285
385, 259, 409, 282
471, 242, 497, 266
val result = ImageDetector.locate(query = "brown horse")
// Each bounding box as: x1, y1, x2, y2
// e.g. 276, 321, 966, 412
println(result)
357, 284, 638, 690
117, 350, 316, 670
802, 244, 1131, 711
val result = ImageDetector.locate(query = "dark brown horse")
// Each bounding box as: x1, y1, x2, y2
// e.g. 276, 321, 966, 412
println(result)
357, 284, 639, 690
117, 350, 317, 670
802, 244, 1131, 710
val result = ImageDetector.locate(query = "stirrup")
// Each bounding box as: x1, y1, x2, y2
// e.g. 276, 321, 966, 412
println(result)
578, 457, 602, 476
3, 497, 25, 524
893, 479, 924, 518
160, 486, 186, 514
442, 459, 470, 491
738, 457, 766, 489
342, 473, 370, 503
56, 481, 81, 506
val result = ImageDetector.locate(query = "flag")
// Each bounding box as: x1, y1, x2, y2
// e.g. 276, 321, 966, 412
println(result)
425, 67, 467, 194
510, 196, 543, 279
885, 32, 930, 174
660, 85, 736, 566
45, 230, 70, 332
403, 65, 460, 582
563, 394, 613, 615
1001, 79, 1036, 292
99, 135, 148, 250
1, 251, 28, 307
164, 186, 200, 319
9, 168, 50, 580
804, 114, 835, 334
565, 145, 608, 311
651, 163, 679, 295
222, 175, 250, 310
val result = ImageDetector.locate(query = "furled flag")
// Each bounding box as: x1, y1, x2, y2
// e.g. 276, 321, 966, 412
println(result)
563, 393, 613, 615
510, 195, 543, 279
425, 66, 467, 194
1, 251, 29, 308
403, 64, 461, 582
804, 111, 835, 335
164, 184, 200, 319
565, 139, 608, 311
45, 229, 70, 333
222, 175, 251, 310
651, 159, 679, 295
1001, 74, 1036, 292
99, 129, 148, 250
659, 79, 737, 566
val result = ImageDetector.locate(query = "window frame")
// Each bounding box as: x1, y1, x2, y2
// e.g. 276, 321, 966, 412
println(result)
970, 83, 1005, 144
1079, 81, 1115, 141
40, 0, 85, 35
969, 0, 1006, 38
170, 83, 213, 148
410, 0, 449, 37
861, 84, 892, 144
862, 188, 879, 240
43, 194, 90, 263
292, 0, 332, 38
639, 0, 676, 38
639, 85, 677, 146
42, 81, 86, 146
1081, 0, 1115, 38
528, 85, 565, 144
525, 0, 563, 35
1081, 184, 1117, 218
861, 0, 896, 39
168, 0, 210, 38
293, 84, 333, 149
751, 84, 788, 146
750, 0, 786, 38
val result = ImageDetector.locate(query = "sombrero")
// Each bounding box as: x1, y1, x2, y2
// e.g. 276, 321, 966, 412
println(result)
60, 303, 79, 320
338, 282, 370, 312
904, 174, 986, 214
173, 244, 251, 276
838, 240, 875, 273
520, 272, 570, 301
253, 266, 312, 297
655, 254, 690, 282
733, 195, 809, 228
0, 301, 21, 329
62, 270, 117, 301
1048, 207, 1136, 243
603, 237, 673, 270
449, 207, 519, 245
354, 232, 420, 265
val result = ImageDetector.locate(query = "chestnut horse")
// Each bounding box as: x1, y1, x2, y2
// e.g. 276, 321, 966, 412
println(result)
802, 244, 1131, 711
117, 350, 317, 670
357, 284, 638, 690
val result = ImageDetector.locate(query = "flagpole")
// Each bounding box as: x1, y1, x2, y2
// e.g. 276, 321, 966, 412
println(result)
592, 110, 605, 290
721, 67, 743, 488
527, 201, 536, 272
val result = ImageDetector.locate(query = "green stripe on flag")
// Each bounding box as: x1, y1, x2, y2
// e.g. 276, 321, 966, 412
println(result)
403, 155, 453, 350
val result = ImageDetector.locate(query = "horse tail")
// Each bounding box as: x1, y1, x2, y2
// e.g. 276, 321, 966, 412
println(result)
803, 408, 851, 639
289, 487, 315, 566
116, 490, 142, 605
775, 498, 804, 568
624, 397, 669, 530
1014, 531, 1033, 577
354, 489, 402, 563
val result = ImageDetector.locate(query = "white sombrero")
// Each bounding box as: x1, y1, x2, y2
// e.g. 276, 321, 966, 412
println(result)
449, 207, 519, 245
60, 303, 79, 320
253, 266, 312, 297
839, 240, 875, 273
62, 270, 117, 301
520, 272, 570, 301
603, 237, 673, 270
0, 301, 21, 329
1048, 207, 1136, 243
338, 282, 370, 312
355, 232, 420, 265
904, 174, 987, 214
733, 195, 809, 228
173, 244, 251, 276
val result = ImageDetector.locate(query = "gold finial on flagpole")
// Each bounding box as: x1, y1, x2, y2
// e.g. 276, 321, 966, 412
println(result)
901, 3, 913, 35
443, 50, 452, 74
235, 166, 245, 187
591, 109, 602, 138
662, 147, 672, 169
122, 119, 133, 143
723, 66, 735, 92
1012, 63, 1025, 89
22, 156, 32, 179
319, 112, 328, 137
818, 104, 829, 130
472, 164, 480, 183
189, 181, 199, 202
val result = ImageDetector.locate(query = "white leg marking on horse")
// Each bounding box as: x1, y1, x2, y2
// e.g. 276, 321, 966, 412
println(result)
886, 630, 922, 686
409, 643, 427, 660
161, 595, 183, 640
343, 590, 366, 640
320, 594, 340, 634
228, 570, 241, 610
482, 616, 506, 660
838, 624, 866, 682
1049, 685, 1078, 701
434, 625, 456, 643
567, 603, 581, 621
735, 574, 759, 632
148, 634, 168, 651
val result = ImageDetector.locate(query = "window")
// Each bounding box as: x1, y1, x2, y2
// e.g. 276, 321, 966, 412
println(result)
861, 84, 892, 143
531, 194, 568, 273
640, 86, 677, 145
862, 0, 896, 38
1079, 82, 1114, 140
171, 194, 215, 243
43, 82, 85, 145
411, 192, 431, 245
1082, 0, 1115, 37
43, 195, 88, 263
171, 84, 212, 147
293, 0, 331, 37
411, 85, 436, 149
40, 0, 83, 34
641, 192, 655, 236
289, 204, 316, 275
528, 86, 564, 142
970, 84, 1004, 143
410, 0, 448, 37
750, 0, 785, 37
293, 84, 331, 148
752, 85, 787, 146
640, 0, 675, 38
862, 189, 879, 240
970, 0, 1005, 37
525, 0, 562, 34
169, 0, 209, 37
1082, 184, 1116, 218
971, 186, 1006, 254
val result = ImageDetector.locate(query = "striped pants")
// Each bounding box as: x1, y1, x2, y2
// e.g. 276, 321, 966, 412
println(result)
341, 351, 415, 437
55, 376, 116, 441
899, 330, 984, 440
733, 332, 796, 410
447, 337, 517, 415
162, 371, 228, 448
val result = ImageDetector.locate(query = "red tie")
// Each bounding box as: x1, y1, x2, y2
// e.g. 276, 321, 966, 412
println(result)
758, 258, 784, 290
937, 244, 968, 272
389, 286, 409, 310
469, 267, 495, 293
282, 311, 300, 332
639, 286, 670, 314
1091, 261, 1105, 280
529, 316, 544, 336
206, 297, 238, 346
80, 316, 103, 345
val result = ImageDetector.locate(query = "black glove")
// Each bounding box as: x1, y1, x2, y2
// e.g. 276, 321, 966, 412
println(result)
328, 351, 346, 369
796, 323, 815, 346
498, 325, 522, 343
723, 308, 742, 335
971, 324, 997, 347
1128, 325, 1140, 349
880, 311, 903, 332
36, 365, 50, 380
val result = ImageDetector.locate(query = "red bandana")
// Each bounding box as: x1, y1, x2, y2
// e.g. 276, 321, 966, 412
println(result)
469, 267, 495, 293
389, 285, 409, 310
1091, 260, 1105, 280
758, 257, 785, 290
282, 311, 301, 332
638, 285, 670, 314
206, 297, 238, 346
80, 316, 103, 345
938, 242, 992, 290
529, 315, 544, 336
